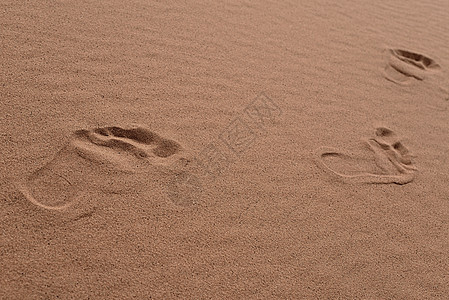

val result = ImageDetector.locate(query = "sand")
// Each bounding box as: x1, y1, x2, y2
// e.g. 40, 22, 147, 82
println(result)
1, 0, 448, 299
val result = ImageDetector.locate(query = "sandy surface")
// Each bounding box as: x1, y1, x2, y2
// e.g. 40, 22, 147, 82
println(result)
1, 0, 449, 299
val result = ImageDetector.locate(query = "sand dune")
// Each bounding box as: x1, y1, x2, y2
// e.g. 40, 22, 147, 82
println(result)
1, 0, 449, 299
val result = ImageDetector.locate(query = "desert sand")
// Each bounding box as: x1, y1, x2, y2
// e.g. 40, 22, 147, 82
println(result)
1, 0, 448, 299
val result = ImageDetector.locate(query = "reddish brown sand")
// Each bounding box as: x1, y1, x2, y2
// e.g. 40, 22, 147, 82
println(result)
1, 0, 449, 299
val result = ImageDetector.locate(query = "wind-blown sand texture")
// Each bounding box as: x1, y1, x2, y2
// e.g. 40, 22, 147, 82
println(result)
1, 0, 448, 299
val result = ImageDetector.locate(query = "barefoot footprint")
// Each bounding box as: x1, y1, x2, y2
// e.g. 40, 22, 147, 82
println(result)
73, 125, 188, 172
16, 124, 190, 211
383, 48, 441, 85
315, 127, 417, 185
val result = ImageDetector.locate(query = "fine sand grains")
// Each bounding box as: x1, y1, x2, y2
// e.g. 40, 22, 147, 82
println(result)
1, 0, 449, 299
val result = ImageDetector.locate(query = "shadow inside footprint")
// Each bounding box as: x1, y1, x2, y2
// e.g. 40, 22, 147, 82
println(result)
73, 125, 186, 172
391, 49, 440, 70
95, 126, 159, 144
315, 127, 417, 185
383, 48, 440, 85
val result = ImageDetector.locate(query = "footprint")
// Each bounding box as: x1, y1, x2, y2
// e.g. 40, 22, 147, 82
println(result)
383, 48, 440, 85
15, 124, 190, 212
73, 125, 187, 171
315, 127, 417, 185
390, 49, 440, 71
373, 127, 414, 166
